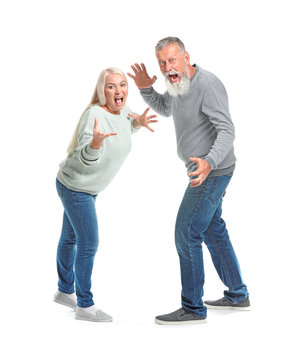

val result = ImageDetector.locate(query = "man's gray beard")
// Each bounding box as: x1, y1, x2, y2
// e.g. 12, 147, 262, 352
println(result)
165, 71, 190, 97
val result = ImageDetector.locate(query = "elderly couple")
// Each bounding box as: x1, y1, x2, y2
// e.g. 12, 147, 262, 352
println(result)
54, 37, 250, 324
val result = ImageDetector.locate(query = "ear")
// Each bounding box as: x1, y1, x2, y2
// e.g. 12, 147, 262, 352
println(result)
184, 51, 190, 65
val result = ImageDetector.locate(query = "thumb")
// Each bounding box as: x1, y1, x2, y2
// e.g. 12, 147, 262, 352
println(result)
152, 75, 157, 83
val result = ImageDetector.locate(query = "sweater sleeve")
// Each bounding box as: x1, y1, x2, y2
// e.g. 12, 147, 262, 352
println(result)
140, 87, 172, 117
125, 105, 140, 134
201, 81, 235, 170
75, 108, 103, 166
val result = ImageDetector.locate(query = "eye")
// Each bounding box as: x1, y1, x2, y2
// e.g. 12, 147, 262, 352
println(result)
121, 83, 127, 87
107, 85, 114, 89
159, 61, 165, 66
169, 58, 176, 63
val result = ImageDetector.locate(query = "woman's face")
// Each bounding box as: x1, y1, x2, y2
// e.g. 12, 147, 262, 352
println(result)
103, 73, 128, 114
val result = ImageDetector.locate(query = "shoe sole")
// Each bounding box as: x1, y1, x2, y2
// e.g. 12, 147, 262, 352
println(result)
155, 318, 207, 325
53, 298, 77, 310
75, 314, 113, 322
205, 304, 251, 311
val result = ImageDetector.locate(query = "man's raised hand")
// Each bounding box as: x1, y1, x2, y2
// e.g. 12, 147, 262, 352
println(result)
127, 63, 157, 89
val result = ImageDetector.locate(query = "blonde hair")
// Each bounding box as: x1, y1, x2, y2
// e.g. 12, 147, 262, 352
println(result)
67, 67, 127, 154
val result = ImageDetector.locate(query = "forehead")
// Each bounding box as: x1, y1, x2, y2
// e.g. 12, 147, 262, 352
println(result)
156, 43, 183, 59
105, 73, 126, 84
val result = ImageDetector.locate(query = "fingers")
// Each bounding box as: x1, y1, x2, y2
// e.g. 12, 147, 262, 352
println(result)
148, 115, 158, 120
130, 64, 139, 75
135, 63, 142, 72
152, 75, 157, 83
128, 112, 137, 119
143, 107, 150, 115
148, 120, 158, 123
103, 132, 118, 139
145, 125, 155, 132
189, 157, 200, 163
188, 170, 200, 177
94, 117, 98, 129
190, 178, 203, 187
127, 73, 135, 79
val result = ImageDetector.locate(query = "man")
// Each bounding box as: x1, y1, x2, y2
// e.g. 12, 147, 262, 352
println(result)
128, 37, 250, 325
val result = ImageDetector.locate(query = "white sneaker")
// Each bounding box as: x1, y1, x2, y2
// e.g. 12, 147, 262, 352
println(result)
75, 305, 113, 322
53, 291, 77, 309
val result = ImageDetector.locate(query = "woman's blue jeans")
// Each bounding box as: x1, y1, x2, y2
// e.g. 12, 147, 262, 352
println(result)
56, 179, 98, 308
175, 173, 249, 317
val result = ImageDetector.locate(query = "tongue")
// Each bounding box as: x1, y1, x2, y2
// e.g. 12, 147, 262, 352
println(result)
115, 98, 122, 105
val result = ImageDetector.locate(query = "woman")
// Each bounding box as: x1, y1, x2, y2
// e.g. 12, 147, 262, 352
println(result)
54, 67, 157, 322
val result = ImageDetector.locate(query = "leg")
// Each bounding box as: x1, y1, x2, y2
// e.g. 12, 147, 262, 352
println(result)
204, 194, 249, 303
57, 211, 77, 294
56, 179, 99, 308
175, 174, 234, 317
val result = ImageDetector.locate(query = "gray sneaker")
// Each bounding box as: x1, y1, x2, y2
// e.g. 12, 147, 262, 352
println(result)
53, 291, 77, 309
204, 297, 250, 311
155, 308, 207, 325
75, 307, 113, 322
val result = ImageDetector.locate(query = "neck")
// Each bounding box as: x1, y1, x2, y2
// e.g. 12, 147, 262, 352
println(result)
101, 105, 120, 115
188, 65, 196, 78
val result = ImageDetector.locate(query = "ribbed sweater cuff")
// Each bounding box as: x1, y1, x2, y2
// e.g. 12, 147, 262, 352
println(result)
204, 156, 216, 170
83, 144, 102, 160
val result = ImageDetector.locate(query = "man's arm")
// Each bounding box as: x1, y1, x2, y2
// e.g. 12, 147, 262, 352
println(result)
201, 81, 235, 170
189, 80, 235, 187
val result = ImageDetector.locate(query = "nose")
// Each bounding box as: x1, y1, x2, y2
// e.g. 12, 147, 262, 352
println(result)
165, 62, 172, 73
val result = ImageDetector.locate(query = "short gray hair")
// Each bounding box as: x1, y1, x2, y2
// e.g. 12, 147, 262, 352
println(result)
155, 37, 186, 54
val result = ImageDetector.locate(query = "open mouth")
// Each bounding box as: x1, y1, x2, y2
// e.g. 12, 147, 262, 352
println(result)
166, 71, 181, 84
114, 97, 124, 106
169, 74, 180, 82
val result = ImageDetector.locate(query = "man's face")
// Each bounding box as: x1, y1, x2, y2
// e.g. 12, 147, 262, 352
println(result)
156, 43, 190, 85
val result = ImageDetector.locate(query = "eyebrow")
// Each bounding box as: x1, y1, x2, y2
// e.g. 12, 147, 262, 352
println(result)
105, 81, 127, 86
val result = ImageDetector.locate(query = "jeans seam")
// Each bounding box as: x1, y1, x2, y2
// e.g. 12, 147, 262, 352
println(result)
206, 227, 233, 291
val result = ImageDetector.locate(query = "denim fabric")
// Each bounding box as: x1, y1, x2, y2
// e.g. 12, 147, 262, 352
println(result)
56, 179, 99, 308
175, 173, 248, 317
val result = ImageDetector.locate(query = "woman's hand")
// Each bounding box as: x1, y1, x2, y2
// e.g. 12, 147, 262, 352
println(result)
127, 63, 157, 89
128, 107, 158, 132
90, 118, 118, 150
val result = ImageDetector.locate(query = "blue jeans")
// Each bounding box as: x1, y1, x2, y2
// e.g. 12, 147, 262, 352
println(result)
56, 179, 99, 308
175, 173, 248, 317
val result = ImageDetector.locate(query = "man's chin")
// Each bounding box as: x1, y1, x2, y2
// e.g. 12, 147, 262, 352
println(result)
165, 76, 190, 97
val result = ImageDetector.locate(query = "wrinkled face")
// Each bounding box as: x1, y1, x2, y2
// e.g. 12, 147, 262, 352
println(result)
104, 73, 128, 114
156, 43, 190, 85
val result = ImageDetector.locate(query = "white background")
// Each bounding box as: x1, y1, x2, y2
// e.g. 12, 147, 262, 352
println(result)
1, 0, 288, 358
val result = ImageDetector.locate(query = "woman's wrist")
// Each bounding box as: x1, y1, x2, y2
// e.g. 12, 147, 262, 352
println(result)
133, 119, 141, 129
90, 139, 102, 150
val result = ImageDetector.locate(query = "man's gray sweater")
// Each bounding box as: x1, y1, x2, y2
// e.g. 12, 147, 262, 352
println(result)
140, 65, 236, 177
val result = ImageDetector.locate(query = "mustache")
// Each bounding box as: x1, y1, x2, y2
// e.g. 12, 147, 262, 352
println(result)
165, 70, 180, 78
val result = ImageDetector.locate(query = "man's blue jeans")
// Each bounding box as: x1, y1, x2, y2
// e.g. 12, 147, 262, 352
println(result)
56, 179, 98, 308
175, 173, 248, 317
